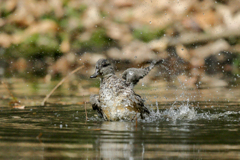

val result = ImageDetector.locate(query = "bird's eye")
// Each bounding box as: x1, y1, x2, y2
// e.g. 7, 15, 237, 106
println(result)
102, 63, 109, 67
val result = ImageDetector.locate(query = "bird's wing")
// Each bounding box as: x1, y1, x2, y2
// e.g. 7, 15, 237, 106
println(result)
90, 94, 103, 118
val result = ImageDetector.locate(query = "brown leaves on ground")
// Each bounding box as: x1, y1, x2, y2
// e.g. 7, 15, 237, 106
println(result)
0, 0, 239, 88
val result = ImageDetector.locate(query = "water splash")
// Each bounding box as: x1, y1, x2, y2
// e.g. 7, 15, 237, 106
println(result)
144, 102, 240, 123
88, 99, 240, 122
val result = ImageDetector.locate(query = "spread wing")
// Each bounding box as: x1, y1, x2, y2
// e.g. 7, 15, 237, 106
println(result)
122, 60, 157, 88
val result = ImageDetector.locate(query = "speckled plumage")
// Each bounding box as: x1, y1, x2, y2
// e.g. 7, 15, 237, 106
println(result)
90, 59, 149, 121
122, 60, 157, 89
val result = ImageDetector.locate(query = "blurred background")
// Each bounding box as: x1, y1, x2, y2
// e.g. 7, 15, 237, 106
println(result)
1, 1, 240, 159
0, 0, 240, 88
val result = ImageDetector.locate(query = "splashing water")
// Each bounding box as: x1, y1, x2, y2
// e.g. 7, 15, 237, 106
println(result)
144, 104, 196, 122
89, 102, 240, 123
143, 102, 240, 123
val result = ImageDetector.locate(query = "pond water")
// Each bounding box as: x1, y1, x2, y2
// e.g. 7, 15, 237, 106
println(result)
0, 79, 240, 159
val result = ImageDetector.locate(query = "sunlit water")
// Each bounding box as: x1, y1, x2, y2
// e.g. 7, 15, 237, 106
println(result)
0, 80, 240, 159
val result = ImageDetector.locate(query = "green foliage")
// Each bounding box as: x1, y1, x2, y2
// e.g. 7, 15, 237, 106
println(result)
225, 37, 240, 46
65, 5, 87, 17
41, 12, 59, 21
233, 54, 240, 74
88, 29, 111, 47
0, 23, 22, 34
0, 5, 12, 18
2, 33, 62, 78
4, 33, 62, 59
133, 27, 165, 42
73, 28, 114, 51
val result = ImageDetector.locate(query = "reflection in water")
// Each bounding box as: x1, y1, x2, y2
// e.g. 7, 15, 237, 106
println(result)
0, 101, 240, 159
93, 102, 240, 159
0, 80, 240, 159
95, 122, 136, 159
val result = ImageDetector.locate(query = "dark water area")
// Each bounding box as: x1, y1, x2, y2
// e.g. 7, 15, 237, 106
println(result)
0, 80, 240, 159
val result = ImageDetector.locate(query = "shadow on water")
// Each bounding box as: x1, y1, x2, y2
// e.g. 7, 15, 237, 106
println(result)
0, 80, 240, 159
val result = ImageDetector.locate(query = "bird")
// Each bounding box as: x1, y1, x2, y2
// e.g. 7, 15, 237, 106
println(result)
89, 59, 150, 121
122, 60, 157, 89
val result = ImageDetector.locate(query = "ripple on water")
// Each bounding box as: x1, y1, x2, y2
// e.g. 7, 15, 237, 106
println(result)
143, 101, 240, 123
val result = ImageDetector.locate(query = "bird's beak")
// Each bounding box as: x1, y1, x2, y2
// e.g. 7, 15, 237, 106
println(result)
90, 69, 99, 78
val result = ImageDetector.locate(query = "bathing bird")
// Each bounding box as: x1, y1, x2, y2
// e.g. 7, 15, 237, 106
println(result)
90, 59, 150, 121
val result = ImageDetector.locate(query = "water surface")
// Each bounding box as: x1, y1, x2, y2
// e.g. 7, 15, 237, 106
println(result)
0, 80, 240, 159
